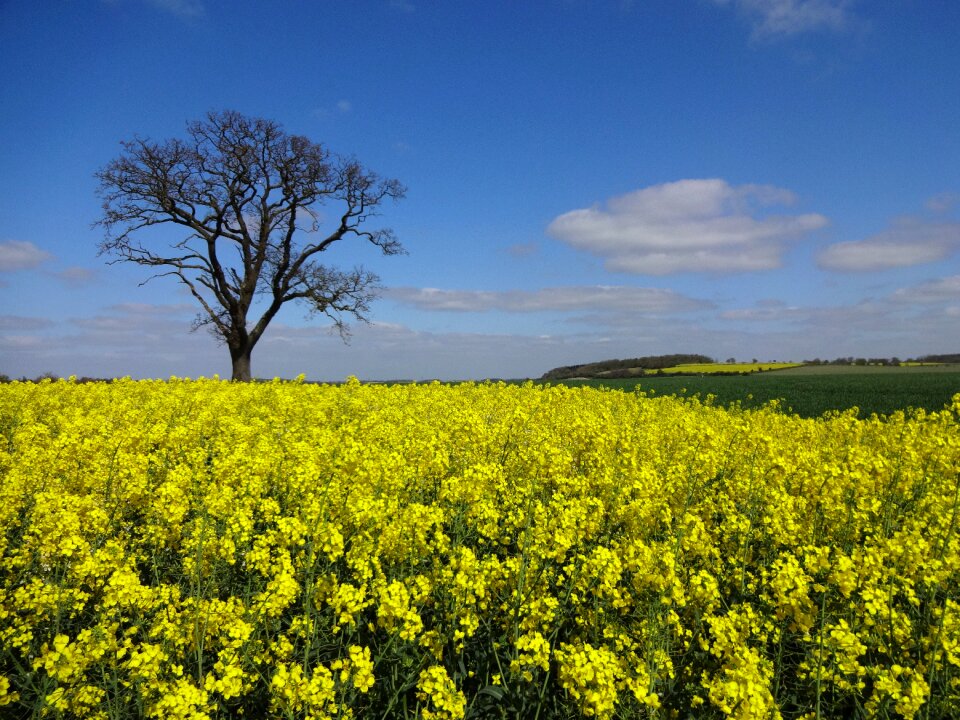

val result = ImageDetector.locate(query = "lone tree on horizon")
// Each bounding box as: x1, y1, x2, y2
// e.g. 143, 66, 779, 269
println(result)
95, 110, 405, 380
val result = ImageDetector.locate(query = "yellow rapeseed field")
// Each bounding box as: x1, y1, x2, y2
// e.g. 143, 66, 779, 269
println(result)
0, 378, 958, 719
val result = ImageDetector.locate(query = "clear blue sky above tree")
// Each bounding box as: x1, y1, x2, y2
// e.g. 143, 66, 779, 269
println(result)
1, 0, 958, 379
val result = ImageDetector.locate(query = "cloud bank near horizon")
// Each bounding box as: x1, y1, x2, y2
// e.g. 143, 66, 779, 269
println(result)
385, 285, 712, 314
4, 264, 958, 380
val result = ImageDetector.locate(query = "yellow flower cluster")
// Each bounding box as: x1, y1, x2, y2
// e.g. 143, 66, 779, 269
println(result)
0, 377, 958, 718
417, 665, 466, 720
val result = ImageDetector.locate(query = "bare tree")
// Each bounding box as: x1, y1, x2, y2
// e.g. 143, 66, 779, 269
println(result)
95, 110, 405, 380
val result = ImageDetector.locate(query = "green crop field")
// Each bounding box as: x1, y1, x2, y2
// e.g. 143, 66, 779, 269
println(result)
550, 364, 960, 419
655, 362, 804, 374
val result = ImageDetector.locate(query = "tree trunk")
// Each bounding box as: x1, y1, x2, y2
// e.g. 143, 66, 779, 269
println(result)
230, 346, 253, 381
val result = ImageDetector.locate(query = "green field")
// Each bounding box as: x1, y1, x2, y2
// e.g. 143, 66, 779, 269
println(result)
551, 364, 960, 418
655, 361, 804, 373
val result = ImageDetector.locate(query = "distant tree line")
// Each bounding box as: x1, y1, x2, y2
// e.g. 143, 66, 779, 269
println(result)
542, 352, 960, 381
917, 353, 960, 363
0, 372, 111, 384
541, 354, 714, 380
803, 354, 960, 366
803, 357, 903, 366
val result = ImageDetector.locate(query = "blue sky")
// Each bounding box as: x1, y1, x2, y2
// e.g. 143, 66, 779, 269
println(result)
2, 0, 959, 380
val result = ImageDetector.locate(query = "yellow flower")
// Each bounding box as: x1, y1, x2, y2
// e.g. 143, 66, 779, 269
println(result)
555, 641, 622, 718
417, 665, 465, 720
0, 675, 20, 706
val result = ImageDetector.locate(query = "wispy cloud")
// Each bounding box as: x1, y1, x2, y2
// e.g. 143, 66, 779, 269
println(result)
505, 242, 538, 258
891, 275, 960, 305
144, 0, 204, 20
105, 302, 196, 316
386, 285, 712, 314
725, 275, 960, 322
717, 273, 960, 362
0, 240, 53, 272
55, 267, 98, 287
71, 304, 195, 336
547, 179, 827, 275
314, 99, 354, 120
0, 315, 54, 331
0, 302, 220, 379
5, 292, 957, 381
254, 321, 734, 381
926, 192, 960, 214
720, 298, 799, 321
817, 217, 960, 271
711, 0, 858, 39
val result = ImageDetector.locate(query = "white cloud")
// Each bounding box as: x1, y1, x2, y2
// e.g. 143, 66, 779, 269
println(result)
0, 240, 53, 271
891, 275, 960, 304
546, 179, 827, 275
711, 0, 856, 39
817, 218, 960, 271
386, 285, 712, 314
336, 100, 352, 114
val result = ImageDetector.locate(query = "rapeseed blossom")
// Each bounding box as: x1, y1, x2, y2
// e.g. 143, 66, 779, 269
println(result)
0, 378, 958, 718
